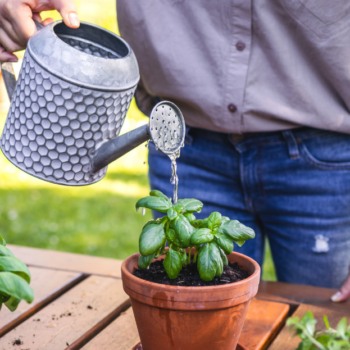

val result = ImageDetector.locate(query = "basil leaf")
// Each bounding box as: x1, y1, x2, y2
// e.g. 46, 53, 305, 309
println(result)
172, 204, 184, 213
215, 233, 233, 255
221, 220, 255, 246
208, 212, 222, 231
197, 243, 219, 282
184, 213, 196, 223
167, 208, 178, 221
219, 247, 229, 265
138, 252, 156, 269
0, 257, 31, 283
0, 272, 34, 304
163, 246, 183, 279
166, 228, 183, 247
175, 199, 203, 213
190, 228, 215, 245
216, 253, 224, 277
143, 219, 161, 230
221, 216, 230, 224
174, 214, 194, 248
136, 196, 172, 213
139, 223, 166, 256
0, 234, 6, 246
199, 218, 208, 228
150, 190, 172, 205
0, 245, 14, 257
4, 296, 21, 312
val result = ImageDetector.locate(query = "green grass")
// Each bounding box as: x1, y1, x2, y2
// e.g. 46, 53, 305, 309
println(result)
0, 0, 277, 281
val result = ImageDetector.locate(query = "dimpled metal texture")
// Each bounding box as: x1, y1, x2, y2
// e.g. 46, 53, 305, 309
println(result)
0, 52, 135, 186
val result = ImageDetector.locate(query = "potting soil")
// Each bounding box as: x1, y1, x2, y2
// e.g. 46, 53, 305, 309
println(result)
133, 259, 249, 286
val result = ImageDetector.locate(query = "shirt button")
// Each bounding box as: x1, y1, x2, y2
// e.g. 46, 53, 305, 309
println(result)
236, 41, 246, 51
228, 104, 237, 113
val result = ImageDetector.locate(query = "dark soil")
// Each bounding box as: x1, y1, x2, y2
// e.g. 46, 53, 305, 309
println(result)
133, 259, 249, 287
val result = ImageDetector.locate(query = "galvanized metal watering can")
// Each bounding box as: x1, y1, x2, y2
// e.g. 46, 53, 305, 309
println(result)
0, 21, 185, 186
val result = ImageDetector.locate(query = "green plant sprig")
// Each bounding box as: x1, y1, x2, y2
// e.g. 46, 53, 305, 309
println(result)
287, 311, 350, 350
136, 190, 255, 281
0, 234, 34, 312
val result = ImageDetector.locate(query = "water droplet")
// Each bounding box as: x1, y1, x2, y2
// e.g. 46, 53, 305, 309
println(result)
141, 208, 146, 216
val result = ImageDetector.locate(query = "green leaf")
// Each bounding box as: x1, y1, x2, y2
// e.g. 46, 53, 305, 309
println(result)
163, 246, 183, 279
4, 296, 21, 312
337, 317, 348, 339
190, 228, 215, 245
167, 208, 178, 221
174, 214, 194, 247
199, 218, 208, 228
184, 213, 196, 223
216, 252, 224, 277
172, 204, 184, 213
139, 223, 166, 256
0, 234, 6, 246
175, 199, 203, 213
0, 272, 34, 304
166, 228, 183, 247
323, 315, 330, 330
221, 220, 255, 246
219, 247, 229, 265
0, 257, 31, 283
136, 196, 172, 213
149, 190, 172, 205
197, 243, 220, 282
0, 245, 14, 257
138, 252, 156, 269
221, 216, 230, 224
215, 233, 234, 255
208, 212, 222, 231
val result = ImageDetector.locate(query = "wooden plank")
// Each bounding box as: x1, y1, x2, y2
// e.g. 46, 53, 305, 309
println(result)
269, 304, 350, 350
258, 281, 350, 314
82, 299, 289, 350
240, 299, 289, 350
0, 267, 84, 337
8, 245, 123, 278
0, 275, 130, 349
81, 307, 140, 350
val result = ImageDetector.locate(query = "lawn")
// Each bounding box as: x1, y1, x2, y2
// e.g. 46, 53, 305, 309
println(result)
0, 0, 276, 281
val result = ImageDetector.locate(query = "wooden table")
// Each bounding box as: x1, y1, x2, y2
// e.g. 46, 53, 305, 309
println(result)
1, 245, 349, 350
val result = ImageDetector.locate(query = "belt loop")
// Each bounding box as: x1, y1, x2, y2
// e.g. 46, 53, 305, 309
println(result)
282, 130, 300, 159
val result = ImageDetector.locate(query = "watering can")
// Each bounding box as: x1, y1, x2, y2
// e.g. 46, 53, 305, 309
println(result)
0, 21, 185, 186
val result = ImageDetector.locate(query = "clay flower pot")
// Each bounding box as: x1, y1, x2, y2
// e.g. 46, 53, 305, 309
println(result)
121, 251, 260, 350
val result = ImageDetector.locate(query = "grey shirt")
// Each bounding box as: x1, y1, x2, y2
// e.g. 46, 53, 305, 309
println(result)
118, 0, 350, 134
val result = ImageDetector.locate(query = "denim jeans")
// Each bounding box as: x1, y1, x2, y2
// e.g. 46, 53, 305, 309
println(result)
148, 126, 350, 289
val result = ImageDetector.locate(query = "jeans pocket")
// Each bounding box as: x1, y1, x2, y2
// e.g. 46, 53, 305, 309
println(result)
300, 132, 350, 170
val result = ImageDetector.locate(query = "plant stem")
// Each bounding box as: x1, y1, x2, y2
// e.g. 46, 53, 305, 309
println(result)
188, 247, 191, 264
193, 247, 198, 263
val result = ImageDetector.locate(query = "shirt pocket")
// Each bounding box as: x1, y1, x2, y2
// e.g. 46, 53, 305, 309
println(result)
282, 0, 350, 38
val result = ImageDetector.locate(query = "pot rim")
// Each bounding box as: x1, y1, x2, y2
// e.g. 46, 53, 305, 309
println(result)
121, 251, 260, 292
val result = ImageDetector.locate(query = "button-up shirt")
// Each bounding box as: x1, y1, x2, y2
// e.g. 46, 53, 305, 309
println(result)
117, 0, 350, 134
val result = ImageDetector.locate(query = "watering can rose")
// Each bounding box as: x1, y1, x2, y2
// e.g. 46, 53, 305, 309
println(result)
136, 190, 255, 281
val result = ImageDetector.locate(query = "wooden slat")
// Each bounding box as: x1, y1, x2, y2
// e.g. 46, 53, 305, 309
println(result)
82, 299, 289, 350
258, 281, 350, 314
269, 304, 350, 350
8, 245, 123, 278
81, 307, 140, 350
0, 267, 84, 337
0, 275, 130, 349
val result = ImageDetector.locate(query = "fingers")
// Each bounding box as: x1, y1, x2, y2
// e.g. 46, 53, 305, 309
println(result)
52, 0, 80, 28
0, 27, 23, 53
331, 268, 350, 302
0, 45, 18, 62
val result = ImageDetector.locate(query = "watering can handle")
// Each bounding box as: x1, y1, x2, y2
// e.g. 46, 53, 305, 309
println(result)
1, 21, 44, 100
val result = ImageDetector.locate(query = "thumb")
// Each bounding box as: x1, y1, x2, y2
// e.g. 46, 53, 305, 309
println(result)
52, 0, 80, 28
331, 269, 350, 302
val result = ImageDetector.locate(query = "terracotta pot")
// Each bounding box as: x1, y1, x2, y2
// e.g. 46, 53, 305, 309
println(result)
122, 251, 260, 350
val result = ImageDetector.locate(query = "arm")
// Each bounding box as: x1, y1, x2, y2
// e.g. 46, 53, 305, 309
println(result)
0, 0, 80, 62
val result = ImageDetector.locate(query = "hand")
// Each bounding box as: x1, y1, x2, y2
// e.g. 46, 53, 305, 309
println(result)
331, 267, 350, 302
0, 0, 79, 62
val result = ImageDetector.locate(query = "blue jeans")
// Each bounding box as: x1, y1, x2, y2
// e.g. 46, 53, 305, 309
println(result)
148, 126, 350, 289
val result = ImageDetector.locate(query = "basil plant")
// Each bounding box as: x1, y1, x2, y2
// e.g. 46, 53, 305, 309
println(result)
0, 234, 34, 311
136, 190, 255, 281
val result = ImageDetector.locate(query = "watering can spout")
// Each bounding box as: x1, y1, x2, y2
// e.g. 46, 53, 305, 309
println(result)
91, 124, 150, 173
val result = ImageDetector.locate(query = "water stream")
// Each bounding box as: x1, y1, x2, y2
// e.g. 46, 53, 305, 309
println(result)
169, 150, 180, 204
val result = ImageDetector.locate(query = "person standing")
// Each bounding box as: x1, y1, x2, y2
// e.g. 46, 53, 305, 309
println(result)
0, 0, 349, 302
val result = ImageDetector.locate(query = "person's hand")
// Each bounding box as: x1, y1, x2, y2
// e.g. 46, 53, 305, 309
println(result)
0, 0, 79, 62
331, 267, 350, 302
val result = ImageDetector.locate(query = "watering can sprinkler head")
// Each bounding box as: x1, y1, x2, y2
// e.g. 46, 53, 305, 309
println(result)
0, 20, 185, 186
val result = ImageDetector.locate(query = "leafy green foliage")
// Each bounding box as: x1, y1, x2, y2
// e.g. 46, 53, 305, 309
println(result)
136, 190, 255, 281
0, 234, 34, 312
287, 311, 350, 350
